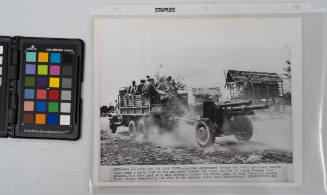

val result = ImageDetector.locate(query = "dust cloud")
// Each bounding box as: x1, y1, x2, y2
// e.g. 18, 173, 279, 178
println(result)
135, 121, 198, 147
100, 109, 292, 152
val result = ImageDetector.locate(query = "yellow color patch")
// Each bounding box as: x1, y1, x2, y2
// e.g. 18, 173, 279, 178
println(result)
38, 52, 49, 62
49, 77, 60, 88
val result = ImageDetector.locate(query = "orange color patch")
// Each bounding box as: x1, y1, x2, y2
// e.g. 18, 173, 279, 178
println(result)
35, 114, 46, 124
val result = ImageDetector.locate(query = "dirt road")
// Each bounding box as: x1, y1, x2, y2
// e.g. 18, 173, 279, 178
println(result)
100, 111, 292, 166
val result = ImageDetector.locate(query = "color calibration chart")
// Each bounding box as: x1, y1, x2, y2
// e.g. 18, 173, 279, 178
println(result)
22, 46, 75, 128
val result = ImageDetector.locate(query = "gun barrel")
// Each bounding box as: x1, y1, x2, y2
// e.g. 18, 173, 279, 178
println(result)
218, 100, 251, 107
230, 104, 269, 111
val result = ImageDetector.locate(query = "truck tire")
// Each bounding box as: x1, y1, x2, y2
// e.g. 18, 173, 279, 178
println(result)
109, 119, 117, 134
138, 119, 150, 139
110, 125, 117, 134
137, 120, 145, 134
128, 120, 137, 138
195, 119, 216, 147
232, 115, 253, 141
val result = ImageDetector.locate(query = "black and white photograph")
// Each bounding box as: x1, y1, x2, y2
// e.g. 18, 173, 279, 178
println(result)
93, 17, 302, 186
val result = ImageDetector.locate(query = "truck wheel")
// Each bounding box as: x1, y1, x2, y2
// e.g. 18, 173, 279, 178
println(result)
195, 119, 216, 147
109, 120, 117, 134
232, 115, 253, 141
128, 120, 137, 138
110, 125, 117, 134
138, 119, 150, 139
137, 120, 145, 134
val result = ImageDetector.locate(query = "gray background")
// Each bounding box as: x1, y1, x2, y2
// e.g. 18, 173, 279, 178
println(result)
0, 0, 327, 195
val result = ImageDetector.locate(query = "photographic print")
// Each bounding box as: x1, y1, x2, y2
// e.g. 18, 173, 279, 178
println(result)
93, 17, 302, 186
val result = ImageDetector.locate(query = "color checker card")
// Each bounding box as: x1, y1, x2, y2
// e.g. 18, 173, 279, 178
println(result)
0, 37, 83, 140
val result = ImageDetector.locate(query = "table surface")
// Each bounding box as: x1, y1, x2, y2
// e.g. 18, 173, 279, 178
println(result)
0, 0, 96, 194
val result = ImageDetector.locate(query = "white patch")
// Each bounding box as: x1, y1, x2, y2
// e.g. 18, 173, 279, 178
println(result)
60, 115, 70, 125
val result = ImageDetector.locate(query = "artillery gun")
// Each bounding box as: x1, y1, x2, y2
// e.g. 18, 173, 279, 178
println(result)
108, 87, 268, 147
185, 100, 268, 147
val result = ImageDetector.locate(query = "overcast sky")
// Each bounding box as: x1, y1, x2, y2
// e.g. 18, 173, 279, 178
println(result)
93, 18, 301, 105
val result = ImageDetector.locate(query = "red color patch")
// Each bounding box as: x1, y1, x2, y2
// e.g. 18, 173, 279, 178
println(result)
49, 90, 59, 100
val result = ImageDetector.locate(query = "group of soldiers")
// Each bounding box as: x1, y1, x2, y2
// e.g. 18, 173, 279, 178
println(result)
127, 75, 178, 98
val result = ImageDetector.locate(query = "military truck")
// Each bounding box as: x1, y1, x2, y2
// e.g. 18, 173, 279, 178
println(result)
108, 87, 268, 147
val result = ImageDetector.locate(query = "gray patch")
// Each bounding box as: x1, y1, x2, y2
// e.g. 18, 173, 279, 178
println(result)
62, 66, 72, 76
60, 102, 71, 113
62, 78, 72, 88
61, 90, 71, 100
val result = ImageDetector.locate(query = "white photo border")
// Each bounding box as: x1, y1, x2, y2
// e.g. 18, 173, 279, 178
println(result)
91, 3, 304, 187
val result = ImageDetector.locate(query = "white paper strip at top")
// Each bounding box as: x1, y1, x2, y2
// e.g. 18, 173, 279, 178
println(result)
102, 2, 326, 16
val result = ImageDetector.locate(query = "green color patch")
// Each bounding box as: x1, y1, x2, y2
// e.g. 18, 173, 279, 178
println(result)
38, 65, 48, 75
48, 102, 59, 112
26, 52, 36, 62
25, 77, 35, 87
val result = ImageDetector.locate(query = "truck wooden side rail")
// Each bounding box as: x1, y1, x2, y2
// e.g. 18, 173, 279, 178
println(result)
119, 95, 151, 116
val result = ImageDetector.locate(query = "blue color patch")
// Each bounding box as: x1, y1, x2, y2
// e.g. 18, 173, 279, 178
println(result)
50, 53, 61, 63
25, 64, 36, 74
26, 52, 36, 62
35, 102, 47, 112
24, 89, 34, 99
47, 114, 58, 124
